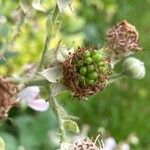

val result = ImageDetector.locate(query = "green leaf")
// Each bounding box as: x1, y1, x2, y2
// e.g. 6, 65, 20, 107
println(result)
63, 120, 79, 133
0, 132, 18, 150
0, 137, 5, 150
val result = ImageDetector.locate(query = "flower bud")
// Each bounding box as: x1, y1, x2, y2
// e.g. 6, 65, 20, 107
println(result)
123, 57, 145, 79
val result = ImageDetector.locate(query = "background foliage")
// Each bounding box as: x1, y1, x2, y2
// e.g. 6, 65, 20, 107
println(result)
0, 0, 150, 149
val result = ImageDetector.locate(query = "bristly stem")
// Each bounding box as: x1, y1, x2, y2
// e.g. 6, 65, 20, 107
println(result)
15, 77, 47, 91
48, 87, 66, 142
36, 5, 59, 72
108, 72, 125, 84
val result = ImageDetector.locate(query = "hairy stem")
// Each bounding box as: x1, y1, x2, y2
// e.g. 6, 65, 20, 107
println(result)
36, 6, 59, 72
108, 72, 125, 84
48, 87, 66, 142
16, 77, 47, 91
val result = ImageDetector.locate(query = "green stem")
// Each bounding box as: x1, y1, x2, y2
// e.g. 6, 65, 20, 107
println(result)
48, 87, 66, 142
36, 6, 59, 72
16, 77, 47, 91
36, 34, 50, 71
108, 72, 125, 84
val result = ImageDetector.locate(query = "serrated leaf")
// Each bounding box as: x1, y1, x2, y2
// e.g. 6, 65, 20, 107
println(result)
63, 120, 80, 133
39, 66, 62, 83
32, 0, 45, 12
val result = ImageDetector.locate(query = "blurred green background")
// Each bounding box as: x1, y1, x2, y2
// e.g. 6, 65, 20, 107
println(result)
0, 0, 150, 150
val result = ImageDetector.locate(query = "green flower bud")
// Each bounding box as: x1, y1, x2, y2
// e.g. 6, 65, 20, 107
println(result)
87, 71, 98, 80
79, 67, 87, 76
123, 57, 145, 79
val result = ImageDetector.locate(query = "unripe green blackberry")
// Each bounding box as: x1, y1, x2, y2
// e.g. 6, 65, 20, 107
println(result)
79, 67, 87, 76
84, 57, 93, 65
62, 47, 112, 98
92, 54, 103, 63
87, 71, 98, 80
86, 79, 95, 85
87, 65, 95, 72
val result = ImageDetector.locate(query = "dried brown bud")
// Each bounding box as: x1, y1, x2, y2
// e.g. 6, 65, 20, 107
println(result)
0, 76, 17, 120
106, 20, 142, 58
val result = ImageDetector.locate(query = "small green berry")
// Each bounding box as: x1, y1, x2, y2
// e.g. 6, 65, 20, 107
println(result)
79, 76, 86, 86
83, 50, 91, 58
84, 57, 93, 65
99, 67, 107, 74
87, 65, 95, 72
92, 54, 103, 63
76, 60, 83, 68
86, 79, 95, 85
92, 50, 101, 56
79, 67, 87, 75
87, 71, 98, 79
97, 62, 105, 67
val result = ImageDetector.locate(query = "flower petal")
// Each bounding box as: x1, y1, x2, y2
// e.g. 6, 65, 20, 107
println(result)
17, 86, 40, 102
27, 99, 49, 111
39, 66, 62, 83
32, 0, 45, 12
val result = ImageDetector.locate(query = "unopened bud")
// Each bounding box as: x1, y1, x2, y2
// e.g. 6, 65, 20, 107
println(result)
123, 57, 145, 79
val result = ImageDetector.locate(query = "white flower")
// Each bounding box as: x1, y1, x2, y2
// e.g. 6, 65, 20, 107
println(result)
123, 57, 145, 79
17, 86, 49, 111
59, 136, 103, 150
103, 137, 116, 150
58, 142, 72, 150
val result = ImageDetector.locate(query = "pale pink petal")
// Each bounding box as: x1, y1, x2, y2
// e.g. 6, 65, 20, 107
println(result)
17, 86, 40, 102
27, 99, 49, 111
